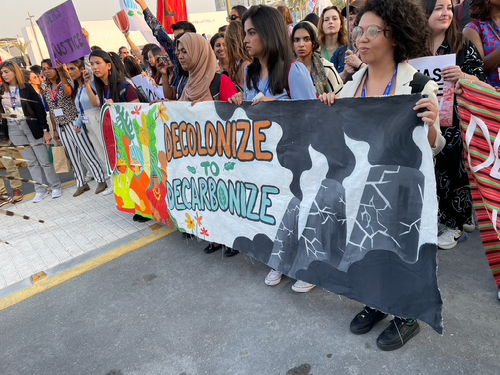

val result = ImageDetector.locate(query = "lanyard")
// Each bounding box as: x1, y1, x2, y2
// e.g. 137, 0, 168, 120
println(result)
10, 87, 19, 111
77, 86, 86, 116
362, 66, 398, 98
50, 83, 62, 107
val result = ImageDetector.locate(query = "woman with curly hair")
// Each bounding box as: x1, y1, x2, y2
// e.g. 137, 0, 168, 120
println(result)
421, 0, 486, 249
463, 0, 500, 88
224, 21, 251, 90
318, 6, 349, 73
336, 0, 445, 351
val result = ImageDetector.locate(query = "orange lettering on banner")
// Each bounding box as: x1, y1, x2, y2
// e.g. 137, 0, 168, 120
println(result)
164, 118, 274, 163
254, 121, 273, 162
236, 120, 253, 162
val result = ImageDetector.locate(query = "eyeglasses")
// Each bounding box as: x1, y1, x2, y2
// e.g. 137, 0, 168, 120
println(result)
226, 15, 239, 22
352, 25, 389, 41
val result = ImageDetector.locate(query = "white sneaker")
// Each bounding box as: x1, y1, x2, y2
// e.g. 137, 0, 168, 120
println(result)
33, 191, 50, 203
463, 223, 475, 233
265, 269, 283, 286
438, 228, 467, 250
291, 280, 315, 293
51, 188, 62, 199
498, 290, 500, 301
102, 187, 114, 196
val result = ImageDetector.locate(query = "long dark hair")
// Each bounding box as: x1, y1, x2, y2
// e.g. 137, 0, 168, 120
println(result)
232, 5, 247, 19
147, 45, 163, 83
469, 0, 492, 21
123, 56, 143, 78
109, 52, 128, 79
242, 5, 294, 95
89, 50, 122, 104
67, 59, 85, 99
41, 58, 61, 84
356, 0, 431, 63
421, 0, 466, 54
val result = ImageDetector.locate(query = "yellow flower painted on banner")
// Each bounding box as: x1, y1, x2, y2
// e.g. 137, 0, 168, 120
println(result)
185, 213, 196, 231
158, 103, 170, 123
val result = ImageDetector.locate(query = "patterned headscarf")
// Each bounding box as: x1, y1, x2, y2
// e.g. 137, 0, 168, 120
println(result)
302, 21, 332, 96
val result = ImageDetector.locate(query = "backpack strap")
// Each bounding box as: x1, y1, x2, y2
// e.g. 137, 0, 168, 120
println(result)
118, 80, 130, 102
410, 72, 432, 94
210, 72, 222, 101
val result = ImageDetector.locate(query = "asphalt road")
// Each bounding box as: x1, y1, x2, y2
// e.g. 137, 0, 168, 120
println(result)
0, 230, 498, 375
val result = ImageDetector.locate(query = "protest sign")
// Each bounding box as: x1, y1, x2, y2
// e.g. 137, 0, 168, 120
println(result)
131, 74, 165, 102
102, 96, 443, 333
457, 81, 500, 291
409, 54, 456, 128
119, 0, 159, 45
36, 0, 90, 66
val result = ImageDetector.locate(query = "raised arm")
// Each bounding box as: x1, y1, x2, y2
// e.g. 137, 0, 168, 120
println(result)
134, 0, 179, 77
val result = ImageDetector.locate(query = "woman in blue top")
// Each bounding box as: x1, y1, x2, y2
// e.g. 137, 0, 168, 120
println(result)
242, 5, 317, 104
239, 5, 317, 293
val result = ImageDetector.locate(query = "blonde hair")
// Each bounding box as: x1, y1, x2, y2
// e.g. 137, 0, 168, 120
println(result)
0, 61, 26, 90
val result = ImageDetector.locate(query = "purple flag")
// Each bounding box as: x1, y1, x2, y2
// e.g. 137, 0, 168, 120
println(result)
36, 0, 90, 66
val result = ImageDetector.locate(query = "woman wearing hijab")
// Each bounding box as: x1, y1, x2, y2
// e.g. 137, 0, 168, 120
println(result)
176, 32, 239, 103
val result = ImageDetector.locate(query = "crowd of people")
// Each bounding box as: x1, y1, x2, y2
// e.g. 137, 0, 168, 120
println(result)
0, 0, 499, 351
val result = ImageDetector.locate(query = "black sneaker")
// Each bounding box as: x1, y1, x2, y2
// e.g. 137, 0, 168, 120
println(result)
350, 307, 388, 335
223, 247, 239, 257
376, 318, 420, 351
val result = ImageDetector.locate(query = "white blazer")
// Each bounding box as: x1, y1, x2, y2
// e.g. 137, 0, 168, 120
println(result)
340, 62, 446, 155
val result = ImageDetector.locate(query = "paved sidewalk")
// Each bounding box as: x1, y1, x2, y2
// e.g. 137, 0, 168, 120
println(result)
0, 180, 168, 295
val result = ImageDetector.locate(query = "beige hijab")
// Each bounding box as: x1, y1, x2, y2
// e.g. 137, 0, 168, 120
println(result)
177, 33, 218, 102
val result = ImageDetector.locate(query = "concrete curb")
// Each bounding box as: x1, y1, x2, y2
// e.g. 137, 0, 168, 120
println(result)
0, 226, 177, 312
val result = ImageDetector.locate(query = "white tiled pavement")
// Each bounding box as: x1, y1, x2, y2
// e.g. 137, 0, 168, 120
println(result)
0, 181, 156, 290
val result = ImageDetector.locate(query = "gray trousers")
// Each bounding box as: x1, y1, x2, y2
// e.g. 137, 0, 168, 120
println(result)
7, 120, 61, 194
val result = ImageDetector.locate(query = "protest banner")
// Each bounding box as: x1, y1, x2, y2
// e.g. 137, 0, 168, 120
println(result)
409, 54, 456, 128
119, 0, 159, 45
102, 97, 444, 332
36, 0, 91, 66
457, 81, 500, 292
131, 74, 165, 102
